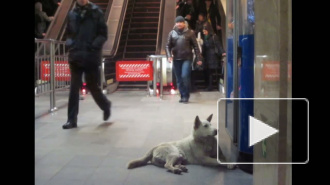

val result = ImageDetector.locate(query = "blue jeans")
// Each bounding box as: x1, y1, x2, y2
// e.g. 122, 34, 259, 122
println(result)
173, 59, 192, 99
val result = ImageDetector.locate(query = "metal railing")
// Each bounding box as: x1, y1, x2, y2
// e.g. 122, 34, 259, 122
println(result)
35, 39, 108, 113
35, 39, 69, 112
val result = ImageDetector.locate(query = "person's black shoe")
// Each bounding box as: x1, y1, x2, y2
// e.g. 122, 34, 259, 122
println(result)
62, 121, 77, 129
179, 98, 183, 103
181, 97, 189, 104
103, 101, 112, 121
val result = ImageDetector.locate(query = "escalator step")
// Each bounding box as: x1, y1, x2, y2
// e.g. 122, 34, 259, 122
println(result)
135, 2, 160, 6
134, 7, 160, 12
125, 52, 155, 59
129, 27, 158, 33
130, 22, 159, 27
128, 33, 157, 39
131, 17, 159, 22
133, 12, 159, 17
135, 0, 161, 2
127, 39, 156, 45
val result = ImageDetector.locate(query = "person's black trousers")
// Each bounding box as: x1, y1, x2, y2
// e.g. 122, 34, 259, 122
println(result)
67, 60, 110, 122
203, 68, 218, 90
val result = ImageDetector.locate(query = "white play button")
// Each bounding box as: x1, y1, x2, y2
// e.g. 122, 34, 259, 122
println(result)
249, 116, 279, 147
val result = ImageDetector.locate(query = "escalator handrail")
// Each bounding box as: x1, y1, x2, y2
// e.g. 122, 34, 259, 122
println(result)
104, 0, 114, 22
44, 0, 75, 41
45, 0, 114, 42
105, 0, 129, 58
122, 0, 136, 59
155, 0, 165, 55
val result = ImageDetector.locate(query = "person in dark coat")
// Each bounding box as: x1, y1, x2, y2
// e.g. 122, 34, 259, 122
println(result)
62, 0, 111, 129
181, 0, 196, 29
176, 0, 185, 16
166, 16, 203, 103
194, 12, 207, 39
202, 22, 225, 91
201, 0, 222, 46
36, 0, 59, 16
35, 2, 54, 39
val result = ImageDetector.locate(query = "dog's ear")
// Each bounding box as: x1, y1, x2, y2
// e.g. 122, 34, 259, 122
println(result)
206, 114, 213, 122
194, 116, 201, 129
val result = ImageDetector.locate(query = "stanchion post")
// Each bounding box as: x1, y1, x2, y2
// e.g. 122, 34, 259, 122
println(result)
159, 57, 163, 99
146, 56, 151, 96
153, 57, 157, 96
49, 39, 57, 112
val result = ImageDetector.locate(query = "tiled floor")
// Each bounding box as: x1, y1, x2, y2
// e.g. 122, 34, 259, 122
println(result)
35, 89, 253, 185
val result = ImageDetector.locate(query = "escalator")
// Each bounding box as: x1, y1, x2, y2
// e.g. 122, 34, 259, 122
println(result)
106, 0, 164, 90
122, 0, 161, 60
42, 0, 166, 90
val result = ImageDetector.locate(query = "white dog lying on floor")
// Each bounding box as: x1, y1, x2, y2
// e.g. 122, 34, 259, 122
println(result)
127, 114, 236, 174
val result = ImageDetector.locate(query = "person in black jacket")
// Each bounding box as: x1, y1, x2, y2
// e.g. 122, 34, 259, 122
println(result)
202, 22, 226, 91
201, 0, 222, 46
166, 16, 202, 103
176, 0, 184, 16
35, 2, 54, 39
194, 12, 207, 39
36, 0, 59, 16
181, 0, 195, 29
62, 0, 111, 129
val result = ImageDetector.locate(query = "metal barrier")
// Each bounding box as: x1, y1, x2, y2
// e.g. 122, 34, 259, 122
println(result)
146, 55, 170, 99
35, 39, 69, 112
35, 39, 108, 113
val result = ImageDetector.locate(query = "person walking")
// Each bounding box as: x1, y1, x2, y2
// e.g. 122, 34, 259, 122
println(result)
62, 0, 111, 129
202, 22, 226, 91
166, 16, 202, 103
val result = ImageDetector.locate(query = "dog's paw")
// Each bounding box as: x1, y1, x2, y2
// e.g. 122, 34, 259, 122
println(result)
226, 164, 236, 170
180, 166, 188, 172
173, 168, 183, 174
175, 164, 188, 172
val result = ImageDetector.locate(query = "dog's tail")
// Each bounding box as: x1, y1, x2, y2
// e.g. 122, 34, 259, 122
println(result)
127, 147, 155, 169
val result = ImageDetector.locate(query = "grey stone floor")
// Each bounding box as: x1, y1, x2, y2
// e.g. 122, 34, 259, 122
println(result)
35, 89, 253, 185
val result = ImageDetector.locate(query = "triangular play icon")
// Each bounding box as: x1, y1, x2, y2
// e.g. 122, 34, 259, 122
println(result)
249, 116, 279, 147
